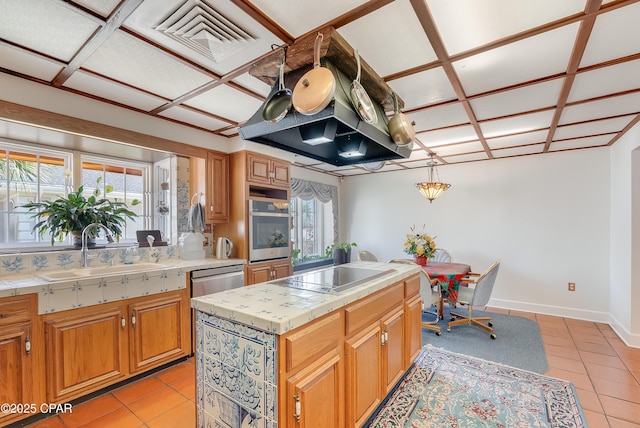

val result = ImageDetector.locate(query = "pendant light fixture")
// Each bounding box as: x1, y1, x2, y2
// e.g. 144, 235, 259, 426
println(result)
414, 154, 451, 203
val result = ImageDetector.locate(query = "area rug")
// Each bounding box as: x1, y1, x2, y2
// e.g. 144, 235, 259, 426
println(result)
422, 306, 549, 373
365, 346, 586, 428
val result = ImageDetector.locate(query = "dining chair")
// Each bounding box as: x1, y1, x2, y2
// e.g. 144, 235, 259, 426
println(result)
389, 259, 442, 335
447, 260, 500, 339
429, 248, 453, 263
357, 250, 380, 262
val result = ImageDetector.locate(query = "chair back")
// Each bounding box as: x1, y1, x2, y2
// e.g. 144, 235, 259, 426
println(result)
357, 250, 379, 262
430, 248, 452, 263
388, 259, 440, 307
470, 260, 500, 307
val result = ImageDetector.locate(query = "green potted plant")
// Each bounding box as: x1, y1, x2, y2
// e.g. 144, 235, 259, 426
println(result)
325, 242, 357, 265
22, 177, 139, 246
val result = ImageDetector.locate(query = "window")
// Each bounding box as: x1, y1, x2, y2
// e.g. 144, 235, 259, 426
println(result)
81, 156, 149, 242
0, 143, 71, 246
0, 141, 150, 248
290, 179, 337, 265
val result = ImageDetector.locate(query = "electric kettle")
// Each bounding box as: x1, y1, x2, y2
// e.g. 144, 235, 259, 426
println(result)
216, 237, 233, 259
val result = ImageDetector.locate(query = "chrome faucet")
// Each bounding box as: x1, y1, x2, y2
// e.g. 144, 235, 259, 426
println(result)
81, 223, 114, 268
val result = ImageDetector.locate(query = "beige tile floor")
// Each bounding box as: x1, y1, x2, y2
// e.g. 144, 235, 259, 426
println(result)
21, 308, 640, 427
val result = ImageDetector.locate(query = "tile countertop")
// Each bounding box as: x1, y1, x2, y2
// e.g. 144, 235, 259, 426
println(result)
0, 257, 246, 298
191, 261, 421, 335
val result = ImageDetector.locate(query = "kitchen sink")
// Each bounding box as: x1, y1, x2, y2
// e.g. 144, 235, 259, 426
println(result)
37, 263, 169, 281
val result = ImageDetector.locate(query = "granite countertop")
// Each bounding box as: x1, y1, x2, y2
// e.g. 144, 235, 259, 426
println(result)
191, 261, 420, 335
0, 257, 246, 298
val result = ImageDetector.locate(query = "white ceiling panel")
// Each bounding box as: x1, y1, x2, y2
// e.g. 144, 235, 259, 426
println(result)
580, 2, 640, 67
560, 92, 640, 125
480, 110, 555, 139
416, 125, 478, 147
454, 23, 579, 96
549, 134, 611, 151
428, 0, 585, 55
184, 85, 263, 123
470, 79, 563, 121
406, 102, 469, 133
568, 59, 640, 103
159, 106, 231, 131
554, 115, 636, 140
0, 43, 63, 81
487, 130, 548, 149
407, 149, 436, 161
387, 67, 457, 111
251, 0, 365, 38
64, 71, 167, 111
493, 144, 545, 158
232, 73, 272, 98
83, 30, 214, 99
338, 0, 437, 76
429, 141, 485, 157
0, 0, 100, 62
73, 0, 122, 18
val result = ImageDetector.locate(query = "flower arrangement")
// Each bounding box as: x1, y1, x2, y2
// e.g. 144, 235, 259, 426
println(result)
403, 225, 436, 259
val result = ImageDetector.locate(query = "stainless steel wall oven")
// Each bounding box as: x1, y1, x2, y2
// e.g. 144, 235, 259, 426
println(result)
248, 198, 291, 262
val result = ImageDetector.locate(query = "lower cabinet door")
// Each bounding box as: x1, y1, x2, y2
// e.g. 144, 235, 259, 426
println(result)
128, 291, 190, 373
405, 295, 423, 366
382, 308, 405, 394
345, 324, 382, 427
285, 351, 342, 427
0, 325, 34, 425
45, 306, 128, 403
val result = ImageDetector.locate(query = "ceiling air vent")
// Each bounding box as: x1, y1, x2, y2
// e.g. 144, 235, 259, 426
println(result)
154, 0, 255, 63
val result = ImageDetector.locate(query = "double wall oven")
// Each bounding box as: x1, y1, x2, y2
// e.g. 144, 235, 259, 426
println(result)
248, 198, 291, 262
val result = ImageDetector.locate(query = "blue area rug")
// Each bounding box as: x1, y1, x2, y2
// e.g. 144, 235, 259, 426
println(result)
422, 306, 549, 373
366, 346, 586, 427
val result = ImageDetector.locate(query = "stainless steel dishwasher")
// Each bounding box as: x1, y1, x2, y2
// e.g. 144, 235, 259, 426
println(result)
191, 264, 245, 297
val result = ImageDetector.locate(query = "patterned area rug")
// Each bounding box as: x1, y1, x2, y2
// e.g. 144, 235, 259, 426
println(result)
366, 345, 586, 427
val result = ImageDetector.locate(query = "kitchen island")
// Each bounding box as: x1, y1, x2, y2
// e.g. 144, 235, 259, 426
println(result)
191, 261, 422, 427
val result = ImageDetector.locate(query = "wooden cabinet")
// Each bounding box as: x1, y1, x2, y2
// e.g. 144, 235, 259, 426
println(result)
205, 151, 229, 223
44, 305, 128, 403
43, 289, 190, 403
246, 259, 291, 285
0, 294, 44, 426
247, 152, 290, 188
128, 292, 191, 374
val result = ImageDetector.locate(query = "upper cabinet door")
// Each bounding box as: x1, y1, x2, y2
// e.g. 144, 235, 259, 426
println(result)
247, 152, 290, 189
206, 151, 229, 223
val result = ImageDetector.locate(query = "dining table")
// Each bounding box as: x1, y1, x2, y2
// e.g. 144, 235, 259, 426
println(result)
422, 261, 472, 318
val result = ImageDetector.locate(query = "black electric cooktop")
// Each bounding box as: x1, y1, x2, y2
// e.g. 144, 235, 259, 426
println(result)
273, 266, 397, 294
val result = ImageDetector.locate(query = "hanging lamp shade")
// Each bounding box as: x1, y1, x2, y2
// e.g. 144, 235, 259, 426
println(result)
414, 154, 451, 203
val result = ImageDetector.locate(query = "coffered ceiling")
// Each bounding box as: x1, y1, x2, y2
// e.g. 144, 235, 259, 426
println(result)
1, 0, 639, 176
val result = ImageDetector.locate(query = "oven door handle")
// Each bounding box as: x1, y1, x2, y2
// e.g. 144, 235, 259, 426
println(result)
250, 212, 291, 218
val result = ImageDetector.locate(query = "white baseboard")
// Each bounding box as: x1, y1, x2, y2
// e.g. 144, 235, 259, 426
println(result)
488, 298, 640, 348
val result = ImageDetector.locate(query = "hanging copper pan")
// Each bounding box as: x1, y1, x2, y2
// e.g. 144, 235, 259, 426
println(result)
387, 92, 415, 146
292, 33, 336, 115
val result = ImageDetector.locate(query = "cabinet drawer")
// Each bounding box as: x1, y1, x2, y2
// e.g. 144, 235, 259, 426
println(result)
0, 296, 32, 327
345, 283, 404, 337
283, 312, 342, 372
404, 273, 420, 298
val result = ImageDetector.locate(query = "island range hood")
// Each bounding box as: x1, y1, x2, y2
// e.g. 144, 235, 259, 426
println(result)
239, 61, 412, 166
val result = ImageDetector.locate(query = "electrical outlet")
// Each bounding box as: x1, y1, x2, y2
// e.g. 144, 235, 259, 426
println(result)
568, 282, 576, 292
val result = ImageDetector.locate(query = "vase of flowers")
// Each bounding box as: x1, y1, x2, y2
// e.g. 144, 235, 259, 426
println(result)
22, 176, 139, 246
403, 225, 436, 266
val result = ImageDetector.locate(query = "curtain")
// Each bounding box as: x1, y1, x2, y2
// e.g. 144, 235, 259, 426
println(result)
291, 178, 338, 244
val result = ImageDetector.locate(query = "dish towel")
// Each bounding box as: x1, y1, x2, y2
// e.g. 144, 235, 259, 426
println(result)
187, 194, 206, 232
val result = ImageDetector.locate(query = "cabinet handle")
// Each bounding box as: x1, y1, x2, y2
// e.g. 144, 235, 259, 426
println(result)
121, 314, 126, 329
293, 392, 301, 422
25, 336, 31, 355
381, 330, 388, 346
0, 313, 9, 318
131, 312, 136, 328
381, 331, 386, 346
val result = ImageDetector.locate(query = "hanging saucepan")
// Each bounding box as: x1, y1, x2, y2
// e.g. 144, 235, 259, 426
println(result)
349, 49, 377, 124
262, 54, 292, 122
387, 92, 415, 146
292, 33, 336, 115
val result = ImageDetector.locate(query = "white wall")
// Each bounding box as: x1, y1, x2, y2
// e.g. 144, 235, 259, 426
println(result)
340, 148, 611, 322
609, 123, 640, 346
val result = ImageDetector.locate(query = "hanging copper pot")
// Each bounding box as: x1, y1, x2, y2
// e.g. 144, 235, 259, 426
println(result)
292, 33, 336, 115
387, 92, 415, 146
